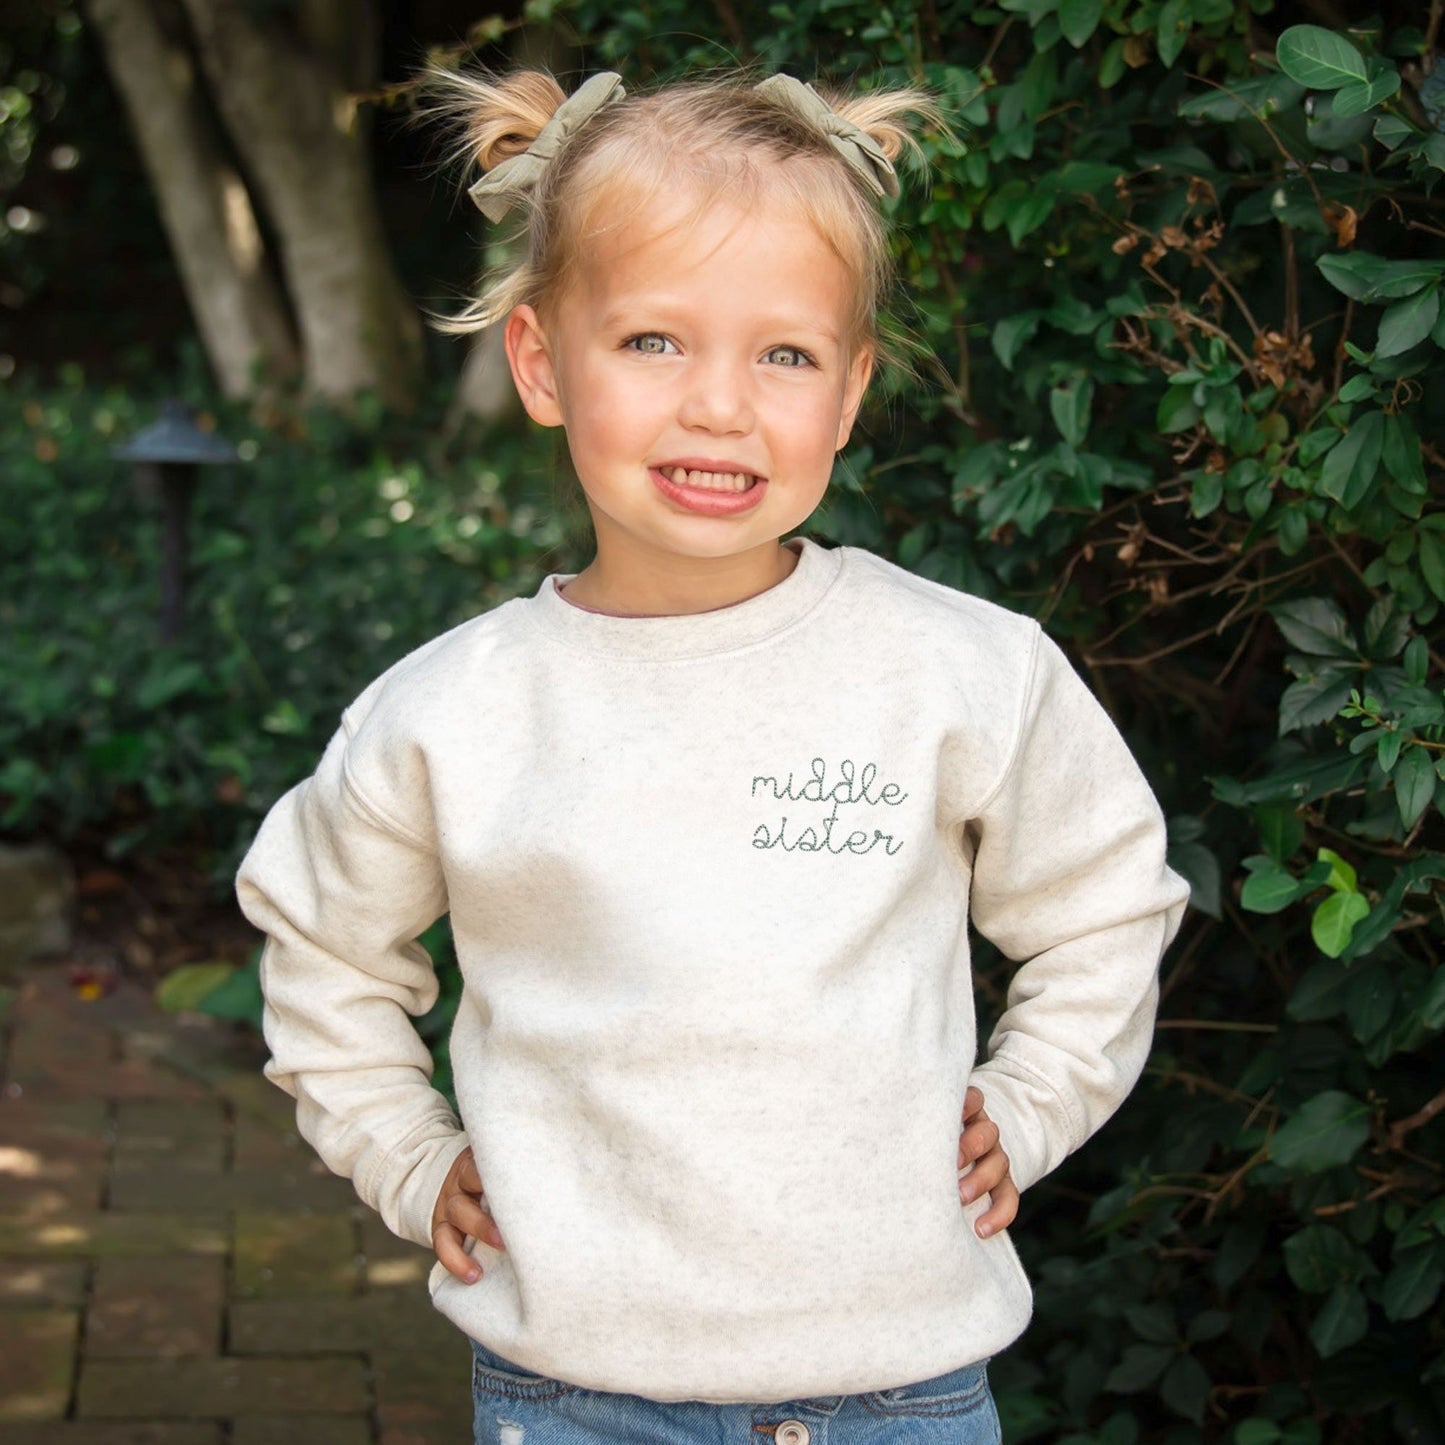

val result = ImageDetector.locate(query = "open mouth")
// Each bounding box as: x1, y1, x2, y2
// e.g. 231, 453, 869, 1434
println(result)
662, 467, 762, 493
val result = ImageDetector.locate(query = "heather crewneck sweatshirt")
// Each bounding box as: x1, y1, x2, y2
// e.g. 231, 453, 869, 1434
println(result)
236, 535, 1190, 1403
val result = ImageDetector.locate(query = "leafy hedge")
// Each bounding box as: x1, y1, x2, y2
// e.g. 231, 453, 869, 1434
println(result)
7, 0, 1444, 1440
0, 369, 568, 872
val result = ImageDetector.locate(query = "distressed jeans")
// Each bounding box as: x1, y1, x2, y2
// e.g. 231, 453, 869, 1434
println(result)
470, 1338, 1002, 1444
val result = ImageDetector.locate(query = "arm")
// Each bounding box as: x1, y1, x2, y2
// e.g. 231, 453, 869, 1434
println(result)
235, 718, 472, 1248
966, 627, 1191, 1195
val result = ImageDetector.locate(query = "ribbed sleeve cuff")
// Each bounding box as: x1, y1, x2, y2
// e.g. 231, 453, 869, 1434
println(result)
364, 1125, 474, 1249
967, 1060, 1075, 1196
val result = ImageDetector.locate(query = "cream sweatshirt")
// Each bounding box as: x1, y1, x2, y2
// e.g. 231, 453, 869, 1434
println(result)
235, 534, 1189, 1404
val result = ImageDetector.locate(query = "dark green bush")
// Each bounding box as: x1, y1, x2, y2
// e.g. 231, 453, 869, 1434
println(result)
0, 369, 571, 874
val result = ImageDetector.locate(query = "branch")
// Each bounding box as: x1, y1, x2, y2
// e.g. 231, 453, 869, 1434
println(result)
1387, 1087, 1445, 1151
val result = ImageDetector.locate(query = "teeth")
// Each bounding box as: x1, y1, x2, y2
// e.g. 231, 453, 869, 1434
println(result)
669, 467, 754, 492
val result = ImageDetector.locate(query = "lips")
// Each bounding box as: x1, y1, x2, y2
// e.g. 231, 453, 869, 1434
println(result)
650, 463, 770, 516
655, 460, 765, 493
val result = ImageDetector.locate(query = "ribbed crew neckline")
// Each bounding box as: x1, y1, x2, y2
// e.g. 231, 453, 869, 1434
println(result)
526, 535, 844, 660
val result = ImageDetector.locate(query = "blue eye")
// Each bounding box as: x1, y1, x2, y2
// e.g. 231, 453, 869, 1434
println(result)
625, 333, 676, 355
764, 346, 814, 368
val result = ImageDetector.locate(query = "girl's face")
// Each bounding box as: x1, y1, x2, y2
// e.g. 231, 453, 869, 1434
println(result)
504, 187, 872, 608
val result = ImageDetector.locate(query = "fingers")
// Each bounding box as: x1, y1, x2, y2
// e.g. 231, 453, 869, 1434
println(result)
962, 1085, 984, 1122
433, 1222, 484, 1283
431, 1148, 505, 1283
957, 1114, 1000, 1168
958, 1142, 1009, 1203
975, 1173, 1020, 1239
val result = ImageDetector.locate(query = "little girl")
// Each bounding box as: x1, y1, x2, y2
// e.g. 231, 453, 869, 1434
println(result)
237, 65, 1190, 1444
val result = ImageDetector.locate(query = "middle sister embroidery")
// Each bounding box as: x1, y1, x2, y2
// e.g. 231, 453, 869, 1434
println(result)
749, 756, 909, 856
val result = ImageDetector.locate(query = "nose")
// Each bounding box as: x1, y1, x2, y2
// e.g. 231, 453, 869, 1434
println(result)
677, 354, 754, 436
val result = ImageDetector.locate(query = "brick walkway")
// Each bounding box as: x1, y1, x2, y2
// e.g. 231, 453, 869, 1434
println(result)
0, 967, 472, 1444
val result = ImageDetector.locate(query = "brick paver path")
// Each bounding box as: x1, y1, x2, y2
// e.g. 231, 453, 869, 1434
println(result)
0, 968, 472, 1444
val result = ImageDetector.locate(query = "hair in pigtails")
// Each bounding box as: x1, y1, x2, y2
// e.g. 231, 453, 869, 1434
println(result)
415, 65, 945, 377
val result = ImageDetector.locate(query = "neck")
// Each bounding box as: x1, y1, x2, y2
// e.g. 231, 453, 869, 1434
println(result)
560, 540, 801, 617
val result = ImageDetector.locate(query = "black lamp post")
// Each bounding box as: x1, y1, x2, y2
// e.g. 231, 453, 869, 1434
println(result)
113, 400, 239, 642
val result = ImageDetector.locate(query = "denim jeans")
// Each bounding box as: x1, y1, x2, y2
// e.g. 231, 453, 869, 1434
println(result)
470, 1338, 1002, 1444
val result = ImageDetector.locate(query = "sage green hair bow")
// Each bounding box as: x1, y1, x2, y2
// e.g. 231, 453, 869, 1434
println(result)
468, 71, 626, 223
753, 74, 899, 199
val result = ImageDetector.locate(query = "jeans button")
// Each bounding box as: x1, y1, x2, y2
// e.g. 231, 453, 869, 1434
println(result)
776, 1422, 811, 1445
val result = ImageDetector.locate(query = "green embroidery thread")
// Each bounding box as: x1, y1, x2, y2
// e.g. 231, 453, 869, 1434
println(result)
750, 757, 908, 855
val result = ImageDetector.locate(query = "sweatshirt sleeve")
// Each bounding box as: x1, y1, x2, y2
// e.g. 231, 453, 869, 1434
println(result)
966, 626, 1190, 1195
234, 713, 471, 1248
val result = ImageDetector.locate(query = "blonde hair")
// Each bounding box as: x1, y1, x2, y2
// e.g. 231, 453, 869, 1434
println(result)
419, 67, 942, 369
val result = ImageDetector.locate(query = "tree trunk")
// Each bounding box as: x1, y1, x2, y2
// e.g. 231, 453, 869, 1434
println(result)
85, 0, 299, 399
176, 0, 424, 410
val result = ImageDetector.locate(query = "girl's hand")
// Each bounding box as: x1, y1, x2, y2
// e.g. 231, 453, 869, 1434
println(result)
957, 1085, 1019, 1239
432, 1146, 505, 1282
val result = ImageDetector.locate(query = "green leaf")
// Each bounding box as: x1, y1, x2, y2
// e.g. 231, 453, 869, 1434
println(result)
1318, 410, 1385, 509
1394, 744, 1436, 828
1419, 531, 1445, 603
1256, 803, 1305, 862
1331, 70, 1401, 117
1158, 388, 1200, 434
1099, 37, 1128, 88
1240, 859, 1305, 914
1276, 26, 1368, 89
1007, 188, 1055, 245
1050, 377, 1093, 448
1168, 840, 1222, 918
1185, 1309, 1231, 1344
1374, 113, 1413, 150
1270, 597, 1355, 657
1377, 729, 1403, 772
1105, 1343, 1175, 1392
1159, 1353, 1212, 1422
1309, 1284, 1369, 1357
992, 312, 1042, 369
1287, 957, 1351, 1021
1403, 634, 1429, 685
1156, 0, 1191, 67
136, 661, 209, 711
1343, 956, 1393, 1041
155, 962, 236, 1014
1382, 1244, 1444, 1321
1421, 967, 1445, 1031
1179, 73, 1304, 122
1279, 668, 1357, 735
1058, 0, 1101, 47
1271, 1090, 1371, 1172
1381, 410, 1427, 494
1377, 286, 1440, 358
1124, 1302, 1178, 1343
1361, 595, 1410, 658
1316, 253, 1445, 303
1235, 1422, 1283, 1445
1311, 890, 1370, 957
193, 958, 264, 1026
1297, 427, 1341, 466
1317, 847, 1357, 893
1284, 1223, 1371, 1291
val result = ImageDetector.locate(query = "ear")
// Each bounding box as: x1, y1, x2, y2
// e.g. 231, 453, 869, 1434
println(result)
504, 304, 565, 427
835, 345, 875, 450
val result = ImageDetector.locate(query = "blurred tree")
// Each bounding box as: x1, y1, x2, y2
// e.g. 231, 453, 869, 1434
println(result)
86, 0, 424, 407
84, 0, 299, 397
